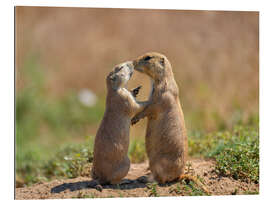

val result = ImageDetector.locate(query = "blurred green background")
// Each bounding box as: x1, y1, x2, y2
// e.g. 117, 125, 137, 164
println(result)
15, 7, 259, 187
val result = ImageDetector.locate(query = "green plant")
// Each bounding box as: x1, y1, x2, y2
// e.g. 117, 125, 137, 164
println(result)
188, 122, 259, 183
42, 143, 94, 179
118, 191, 124, 197
211, 125, 259, 183
128, 138, 147, 163
244, 190, 259, 195
147, 182, 159, 197
187, 180, 208, 196
169, 183, 182, 195
16, 142, 94, 186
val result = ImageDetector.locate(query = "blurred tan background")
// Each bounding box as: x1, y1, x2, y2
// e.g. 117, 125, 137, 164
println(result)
15, 7, 259, 137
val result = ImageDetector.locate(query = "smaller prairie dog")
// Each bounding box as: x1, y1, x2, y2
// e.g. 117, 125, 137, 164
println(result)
91, 61, 148, 185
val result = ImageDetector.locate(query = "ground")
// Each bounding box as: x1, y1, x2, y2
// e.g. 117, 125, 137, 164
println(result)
15, 159, 259, 199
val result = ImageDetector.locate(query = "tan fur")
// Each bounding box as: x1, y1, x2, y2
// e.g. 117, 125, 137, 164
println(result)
131, 52, 188, 184
91, 61, 148, 185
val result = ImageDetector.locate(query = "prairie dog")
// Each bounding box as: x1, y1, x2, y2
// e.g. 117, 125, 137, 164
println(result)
91, 61, 147, 185
131, 52, 188, 184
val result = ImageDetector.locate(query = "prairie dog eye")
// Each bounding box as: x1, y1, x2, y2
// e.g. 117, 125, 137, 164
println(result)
110, 75, 117, 81
144, 56, 153, 61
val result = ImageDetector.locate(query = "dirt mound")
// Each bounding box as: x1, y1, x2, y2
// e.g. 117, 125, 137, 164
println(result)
15, 159, 258, 199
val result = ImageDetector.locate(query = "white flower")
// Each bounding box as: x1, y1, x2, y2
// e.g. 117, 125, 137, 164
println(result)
78, 89, 97, 107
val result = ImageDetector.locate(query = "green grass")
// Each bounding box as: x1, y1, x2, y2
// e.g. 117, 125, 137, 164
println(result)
42, 141, 94, 178
189, 121, 259, 183
168, 179, 209, 196
168, 183, 182, 195
16, 141, 94, 185
185, 180, 208, 196
128, 115, 259, 184
244, 190, 259, 195
146, 182, 159, 197
16, 56, 103, 185
213, 128, 259, 183
128, 138, 147, 163
17, 120, 259, 186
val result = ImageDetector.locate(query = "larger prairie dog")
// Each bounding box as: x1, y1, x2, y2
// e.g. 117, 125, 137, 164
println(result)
131, 52, 188, 184
91, 61, 148, 185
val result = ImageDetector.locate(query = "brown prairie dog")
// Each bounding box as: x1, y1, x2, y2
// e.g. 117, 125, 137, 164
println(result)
131, 52, 188, 184
91, 61, 148, 185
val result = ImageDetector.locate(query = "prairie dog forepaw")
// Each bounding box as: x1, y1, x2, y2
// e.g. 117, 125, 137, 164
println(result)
131, 85, 142, 98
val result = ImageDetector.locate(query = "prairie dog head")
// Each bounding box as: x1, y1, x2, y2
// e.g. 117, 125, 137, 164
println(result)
132, 52, 170, 81
106, 61, 134, 90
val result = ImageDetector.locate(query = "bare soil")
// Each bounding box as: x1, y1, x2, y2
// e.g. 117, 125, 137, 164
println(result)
15, 159, 259, 199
